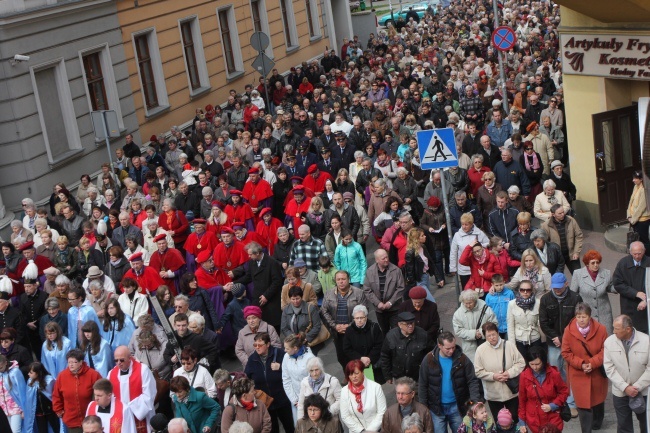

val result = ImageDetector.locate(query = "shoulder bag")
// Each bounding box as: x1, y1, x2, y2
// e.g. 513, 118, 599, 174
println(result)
532, 382, 571, 422
578, 340, 607, 377
305, 304, 330, 346
502, 341, 520, 394
475, 304, 488, 346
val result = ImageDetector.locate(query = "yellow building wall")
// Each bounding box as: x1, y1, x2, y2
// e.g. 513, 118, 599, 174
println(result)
116, 0, 330, 138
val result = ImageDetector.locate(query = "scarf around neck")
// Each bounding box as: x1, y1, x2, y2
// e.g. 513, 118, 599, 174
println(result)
348, 380, 365, 413
515, 295, 536, 310
308, 374, 325, 393
524, 151, 540, 171
577, 320, 591, 338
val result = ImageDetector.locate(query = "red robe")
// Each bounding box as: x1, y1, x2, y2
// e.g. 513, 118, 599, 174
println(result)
285, 197, 312, 231
242, 179, 273, 209
121, 266, 165, 294
206, 217, 230, 236
255, 218, 284, 255
224, 203, 255, 231
282, 186, 316, 206
184, 230, 219, 258
14, 255, 54, 297
303, 172, 334, 194
148, 248, 186, 296
195, 265, 229, 288
238, 230, 268, 249
213, 240, 248, 282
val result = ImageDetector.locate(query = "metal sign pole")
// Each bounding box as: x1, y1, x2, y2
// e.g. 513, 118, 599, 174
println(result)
258, 32, 271, 112
439, 170, 460, 302
493, 0, 510, 113
101, 111, 115, 170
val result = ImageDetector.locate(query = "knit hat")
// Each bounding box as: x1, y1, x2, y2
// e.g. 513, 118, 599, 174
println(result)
231, 283, 246, 299
497, 408, 513, 427
427, 196, 441, 207
243, 306, 263, 318
409, 286, 428, 299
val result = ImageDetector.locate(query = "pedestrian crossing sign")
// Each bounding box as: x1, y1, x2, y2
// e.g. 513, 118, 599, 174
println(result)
416, 128, 458, 170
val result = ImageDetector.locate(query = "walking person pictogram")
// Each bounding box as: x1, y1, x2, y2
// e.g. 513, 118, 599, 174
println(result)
432, 137, 447, 161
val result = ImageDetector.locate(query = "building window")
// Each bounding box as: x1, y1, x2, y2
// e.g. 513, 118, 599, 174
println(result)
31, 60, 82, 163
305, 0, 320, 38
132, 29, 169, 116
180, 22, 200, 90
251, 0, 262, 32
250, 0, 274, 58
217, 7, 244, 77
82, 52, 108, 110
279, 0, 298, 49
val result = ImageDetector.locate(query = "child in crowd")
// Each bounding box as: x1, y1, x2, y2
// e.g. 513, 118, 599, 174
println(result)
485, 274, 515, 340
457, 402, 497, 433
490, 236, 520, 281
317, 256, 337, 302
215, 283, 250, 336
495, 408, 516, 433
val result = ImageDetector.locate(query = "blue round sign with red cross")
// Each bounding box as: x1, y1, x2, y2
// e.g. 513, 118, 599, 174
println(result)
491, 26, 517, 52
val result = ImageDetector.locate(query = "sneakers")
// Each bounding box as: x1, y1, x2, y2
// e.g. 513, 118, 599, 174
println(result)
570, 408, 579, 418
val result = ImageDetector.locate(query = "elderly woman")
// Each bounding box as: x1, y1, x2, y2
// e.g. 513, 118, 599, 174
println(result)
48, 274, 72, 313
235, 306, 282, 368
87, 279, 114, 318
476, 171, 503, 225
627, 170, 650, 252
272, 227, 295, 270
280, 286, 323, 346
452, 291, 498, 361
157, 198, 190, 249
342, 305, 385, 384
570, 250, 615, 335
33, 218, 60, 248
449, 213, 490, 289
296, 393, 340, 433
474, 322, 526, 423
518, 346, 569, 433
508, 212, 535, 261
188, 313, 221, 373
506, 185, 533, 214
10, 220, 33, 244
221, 377, 272, 433
245, 332, 294, 433
507, 248, 551, 297
467, 154, 492, 199
297, 357, 342, 417
282, 334, 315, 422
561, 303, 608, 432
340, 359, 386, 433
134, 328, 171, 380
533, 179, 571, 222
392, 167, 422, 217
507, 280, 542, 360
170, 375, 220, 433
519, 140, 545, 199
39, 297, 68, 340
529, 229, 565, 275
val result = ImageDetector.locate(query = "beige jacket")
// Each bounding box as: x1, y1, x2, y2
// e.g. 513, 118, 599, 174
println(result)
542, 215, 583, 258
525, 132, 554, 176
507, 299, 541, 344
628, 184, 650, 224
604, 330, 650, 397
474, 339, 525, 401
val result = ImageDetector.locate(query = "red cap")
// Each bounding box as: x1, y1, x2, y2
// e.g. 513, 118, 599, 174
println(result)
153, 233, 167, 243
259, 208, 272, 218
427, 196, 441, 207
290, 176, 304, 182
307, 164, 318, 174
149, 135, 158, 142
248, 167, 260, 175
18, 241, 35, 251
293, 185, 306, 194
211, 201, 225, 210
129, 252, 144, 262
231, 221, 245, 230
229, 189, 242, 196
220, 227, 235, 235
193, 218, 207, 225
409, 286, 428, 299
196, 250, 212, 264
223, 161, 233, 169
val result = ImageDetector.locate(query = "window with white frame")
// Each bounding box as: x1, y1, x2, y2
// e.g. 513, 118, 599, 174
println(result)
179, 17, 210, 94
279, 0, 299, 50
133, 29, 169, 115
217, 6, 244, 77
305, 0, 321, 39
250, 0, 274, 58
80, 44, 125, 129
31, 60, 82, 163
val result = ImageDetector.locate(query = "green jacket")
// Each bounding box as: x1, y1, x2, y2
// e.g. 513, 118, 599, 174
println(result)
174, 387, 221, 433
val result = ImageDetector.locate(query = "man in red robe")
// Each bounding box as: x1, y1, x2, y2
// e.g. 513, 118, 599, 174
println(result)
283, 176, 316, 206
148, 233, 186, 296
121, 252, 165, 294
242, 167, 273, 217
14, 241, 53, 298
224, 190, 255, 232
232, 221, 267, 249
213, 227, 248, 283
255, 208, 284, 255
303, 164, 334, 194
183, 218, 218, 273
195, 250, 228, 287
284, 186, 312, 232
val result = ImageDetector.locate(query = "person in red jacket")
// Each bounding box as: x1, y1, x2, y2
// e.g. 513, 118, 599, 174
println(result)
157, 199, 190, 254
52, 348, 103, 432
459, 240, 503, 294
518, 346, 569, 433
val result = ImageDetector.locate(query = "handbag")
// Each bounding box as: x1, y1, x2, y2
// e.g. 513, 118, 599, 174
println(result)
475, 304, 488, 346
627, 226, 640, 249
532, 383, 571, 422
254, 389, 274, 408
306, 304, 331, 346
579, 340, 607, 377
502, 341, 519, 394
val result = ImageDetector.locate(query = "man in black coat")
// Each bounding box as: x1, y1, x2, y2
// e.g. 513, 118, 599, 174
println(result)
449, 191, 482, 235
418, 331, 482, 433
531, 229, 565, 274
476, 135, 501, 169
163, 313, 205, 366
398, 286, 440, 344
174, 181, 200, 217
20, 276, 48, 358
613, 241, 650, 333
330, 133, 356, 167
380, 312, 428, 382
232, 242, 283, 331
355, 158, 383, 196
122, 133, 142, 159
0, 291, 24, 346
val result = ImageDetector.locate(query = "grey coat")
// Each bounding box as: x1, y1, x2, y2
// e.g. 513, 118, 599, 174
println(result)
363, 263, 405, 311
321, 287, 373, 329
280, 301, 322, 343
570, 267, 615, 334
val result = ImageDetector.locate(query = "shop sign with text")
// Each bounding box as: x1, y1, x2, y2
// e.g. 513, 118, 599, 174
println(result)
561, 33, 650, 80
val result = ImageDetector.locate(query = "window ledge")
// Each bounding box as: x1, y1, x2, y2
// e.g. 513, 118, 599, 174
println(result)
49, 148, 85, 169
286, 45, 300, 54
145, 104, 171, 120
190, 86, 212, 99
226, 71, 245, 83
309, 35, 322, 44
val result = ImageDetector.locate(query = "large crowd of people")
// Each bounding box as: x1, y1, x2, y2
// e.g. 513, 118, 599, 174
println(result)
0, 1, 649, 433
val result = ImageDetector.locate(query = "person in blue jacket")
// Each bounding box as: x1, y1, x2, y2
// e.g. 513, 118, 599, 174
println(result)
334, 230, 367, 288
245, 332, 294, 433
24, 362, 59, 433
100, 298, 136, 351
0, 355, 27, 433
41, 322, 72, 380
80, 321, 114, 377
485, 274, 515, 339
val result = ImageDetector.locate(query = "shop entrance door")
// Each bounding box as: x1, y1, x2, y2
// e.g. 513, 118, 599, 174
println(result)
593, 105, 641, 225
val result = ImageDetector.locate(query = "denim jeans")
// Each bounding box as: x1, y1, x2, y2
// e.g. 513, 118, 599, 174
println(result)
431, 403, 462, 433
418, 273, 435, 302
548, 344, 576, 408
